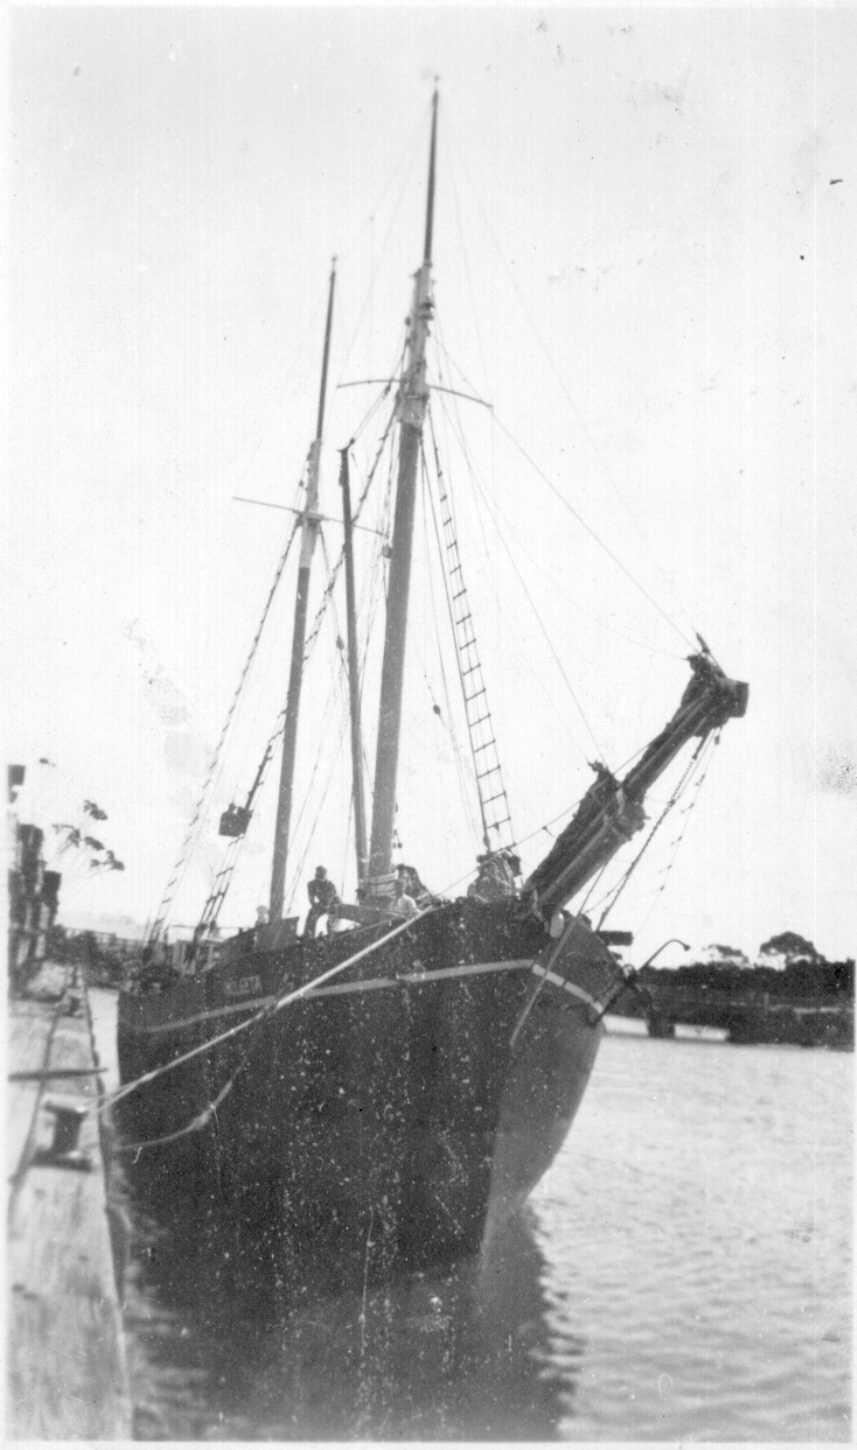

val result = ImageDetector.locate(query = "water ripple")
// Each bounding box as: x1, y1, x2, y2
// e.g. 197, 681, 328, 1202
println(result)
89, 992, 851, 1440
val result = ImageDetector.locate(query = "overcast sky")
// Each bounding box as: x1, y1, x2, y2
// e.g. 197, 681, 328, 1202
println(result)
7, 3, 856, 961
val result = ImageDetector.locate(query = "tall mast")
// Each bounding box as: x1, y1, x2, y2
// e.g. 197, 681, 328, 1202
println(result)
367, 89, 438, 879
269, 259, 337, 921
339, 445, 369, 885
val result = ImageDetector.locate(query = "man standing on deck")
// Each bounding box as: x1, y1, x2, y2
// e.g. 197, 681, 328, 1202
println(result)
304, 866, 339, 937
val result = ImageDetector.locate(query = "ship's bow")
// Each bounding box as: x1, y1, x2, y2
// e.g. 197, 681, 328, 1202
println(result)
483, 916, 617, 1247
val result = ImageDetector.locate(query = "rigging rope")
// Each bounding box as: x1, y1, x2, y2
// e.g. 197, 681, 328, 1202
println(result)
593, 731, 716, 929
429, 309, 692, 655
433, 386, 610, 764
104, 904, 446, 1122
423, 413, 515, 850
491, 411, 694, 652
431, 324, 497, 572
110, 715, 726, 1152
419, 460, 480, 845
282, 544, 354, 912
332, 103, 430, 379
445, 126, 491, 394
444, 114, 700, 649
303, 388, 399, 656
148, 510, 303, 942
113, 767, 602, 1154
196, 373, 401, 925
433, 333, 686, 666
182, 378, 399, 938
630, 731, 720, 937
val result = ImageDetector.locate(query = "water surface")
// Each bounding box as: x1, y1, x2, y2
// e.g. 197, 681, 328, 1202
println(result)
89, 990, 851, 1440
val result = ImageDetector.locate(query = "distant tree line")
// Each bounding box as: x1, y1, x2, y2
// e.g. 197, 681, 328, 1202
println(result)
640, 929, 854, 1003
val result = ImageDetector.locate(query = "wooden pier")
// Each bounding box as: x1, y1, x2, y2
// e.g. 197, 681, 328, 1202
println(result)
7, 961, 132, 1439
610, 976, 853, 1049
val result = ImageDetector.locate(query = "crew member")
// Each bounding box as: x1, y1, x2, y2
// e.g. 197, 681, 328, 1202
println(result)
467, 849, 516, 902
254, 905, 269, 947
392, 865, 419, 918
305, 865, 340, 937
395, 863, 434, 906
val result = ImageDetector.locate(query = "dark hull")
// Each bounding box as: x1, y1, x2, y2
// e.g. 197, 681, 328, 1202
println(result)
117, 900, 617, 1286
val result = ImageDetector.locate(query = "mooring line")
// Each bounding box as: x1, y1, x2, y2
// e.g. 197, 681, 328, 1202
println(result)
104, 762, 667, 1123
100, 905, 443, 1117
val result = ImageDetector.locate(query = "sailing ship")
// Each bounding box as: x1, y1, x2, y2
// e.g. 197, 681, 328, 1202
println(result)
117, 92, 748, 1286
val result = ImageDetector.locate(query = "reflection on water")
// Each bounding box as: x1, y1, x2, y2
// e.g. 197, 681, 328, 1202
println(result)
121, 1190, 579, 1440
93, 971, 584, 1442
89, 991, 851, 1442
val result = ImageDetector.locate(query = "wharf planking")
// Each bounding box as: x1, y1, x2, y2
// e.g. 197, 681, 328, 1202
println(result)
6, 962, 132, 1440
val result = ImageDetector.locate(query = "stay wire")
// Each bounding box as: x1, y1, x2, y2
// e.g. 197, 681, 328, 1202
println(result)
232, 384, 396, 921
303, 389, 399, 656
420, 444, 482, 843
282, 637, 351, 913
444, 124, 491, 393
594, 731, 715, 930
445, 114, 699, 648
428, 311, 692, 654
103, 903, 450, 1122
491, 411, 694, 652
431, 335, 685, 665
332, 103, 430, 381
280, 526, 366, 910
423, 402, 516, 841
150, 509, 303, 939
631, 732, 720, 939
434, 389, 609, 765
109, 717, 712, 1140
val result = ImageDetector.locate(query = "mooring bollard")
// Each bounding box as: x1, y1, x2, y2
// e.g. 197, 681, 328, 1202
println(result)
35, 1098, 93, 1170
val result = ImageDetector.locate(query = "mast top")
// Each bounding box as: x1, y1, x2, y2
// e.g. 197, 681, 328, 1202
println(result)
422, 88, 439, 267
314, 256, 337, 442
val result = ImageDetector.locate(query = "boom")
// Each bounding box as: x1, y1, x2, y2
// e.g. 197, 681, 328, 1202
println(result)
525, 652, 748, 919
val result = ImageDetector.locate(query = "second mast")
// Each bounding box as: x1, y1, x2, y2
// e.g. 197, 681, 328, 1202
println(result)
269, 258, 337, 921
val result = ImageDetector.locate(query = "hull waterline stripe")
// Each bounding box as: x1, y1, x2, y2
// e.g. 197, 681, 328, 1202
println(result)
530, 962, 602, 1013
124, 958, 533, 1037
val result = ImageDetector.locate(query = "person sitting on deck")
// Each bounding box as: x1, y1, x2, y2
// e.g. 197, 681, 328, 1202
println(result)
394, 863, 434, 908
392, 865, 419, 919
304, 866, 340, 938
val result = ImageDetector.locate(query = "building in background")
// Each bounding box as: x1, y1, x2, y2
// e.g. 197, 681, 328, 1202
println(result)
7, 766, 62, 991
